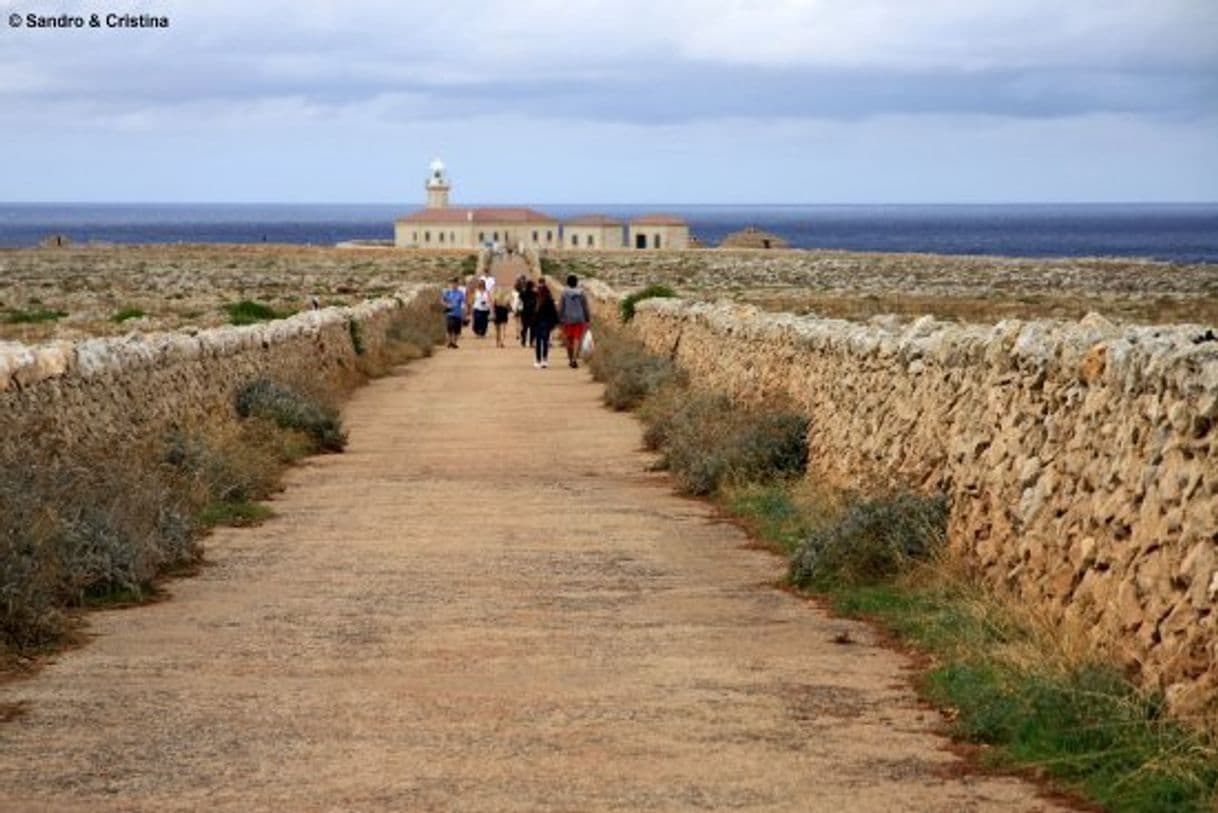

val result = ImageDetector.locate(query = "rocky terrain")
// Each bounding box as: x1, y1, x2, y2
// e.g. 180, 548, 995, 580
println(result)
555, 249, 1218, 325
0, 244, 467, 343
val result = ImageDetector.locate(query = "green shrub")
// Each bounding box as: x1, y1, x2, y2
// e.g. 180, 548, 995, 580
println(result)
620, 284, 677, 322
460, 254, 478, 276
112, 306, 146, 323
224, 300, 284, 325
539, 256, 561, 278
789, 493, 948, 589
4, 307, 67, 324
235, 378, 347, 452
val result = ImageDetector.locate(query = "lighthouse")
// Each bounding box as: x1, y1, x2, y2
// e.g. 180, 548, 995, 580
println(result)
425, 158, 450, 209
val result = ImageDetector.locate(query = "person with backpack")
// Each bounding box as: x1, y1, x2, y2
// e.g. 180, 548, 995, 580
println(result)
441, 277, 466, 349
532, 281, 558, 369
558, 274, 592, 369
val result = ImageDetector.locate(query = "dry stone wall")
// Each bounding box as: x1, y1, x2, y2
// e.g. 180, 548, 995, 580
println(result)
631, 297, 1218, 715
1, 285, 437, 461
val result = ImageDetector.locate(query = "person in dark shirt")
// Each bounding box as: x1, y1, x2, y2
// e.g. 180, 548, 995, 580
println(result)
519, 279, 538, 348
532, 282, 558, 369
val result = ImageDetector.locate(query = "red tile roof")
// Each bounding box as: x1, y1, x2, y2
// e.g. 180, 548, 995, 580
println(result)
396, 207, 558, 224
565, 214, 623, 226
630, 213, 687, 226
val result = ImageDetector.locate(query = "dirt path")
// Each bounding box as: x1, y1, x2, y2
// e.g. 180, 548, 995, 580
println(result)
0, 340, 1065, 811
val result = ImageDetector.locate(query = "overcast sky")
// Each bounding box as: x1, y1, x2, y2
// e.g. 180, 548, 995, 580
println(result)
1, 0, 1215, 203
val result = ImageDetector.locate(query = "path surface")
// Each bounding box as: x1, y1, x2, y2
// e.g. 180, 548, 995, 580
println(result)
0, 340, 1065, 812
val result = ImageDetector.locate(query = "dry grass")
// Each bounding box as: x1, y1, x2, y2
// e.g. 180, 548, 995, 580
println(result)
554, 248, 1218, 325
0, 244, 467, 342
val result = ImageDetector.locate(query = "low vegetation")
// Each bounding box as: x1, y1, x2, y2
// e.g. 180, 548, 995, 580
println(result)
1, 299, 442, 664
236, 378, 347, 452
111, 306, 146, 323
0, 244, 463, 342
3, 307, 67, 324
224, 299, 287, 325
619, 283, 677, 322
590, 307, 1218, 812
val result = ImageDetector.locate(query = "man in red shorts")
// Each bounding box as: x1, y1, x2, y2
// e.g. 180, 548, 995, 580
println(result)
558, 274, 592, 369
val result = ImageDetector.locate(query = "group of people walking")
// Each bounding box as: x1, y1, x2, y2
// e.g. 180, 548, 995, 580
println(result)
441, 271, 592, 369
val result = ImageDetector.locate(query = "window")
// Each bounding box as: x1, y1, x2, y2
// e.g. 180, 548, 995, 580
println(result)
412, 232, 418, 242
572, 234, 579, 246
450, 231, 455, 242
547, 230, 553, 242
493, 231, 499, 241
479, 232, 485, 242
655, 234, 662, 249
425, 231, 431, 242
532, 230, 538, 242
588, 235, 595, 247
439, 232, 445, 243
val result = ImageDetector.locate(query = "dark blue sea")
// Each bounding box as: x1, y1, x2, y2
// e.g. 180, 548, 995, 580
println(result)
0, 203, 1215, 263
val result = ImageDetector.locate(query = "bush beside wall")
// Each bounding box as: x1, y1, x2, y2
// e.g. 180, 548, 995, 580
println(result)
630, 297, 1218, 719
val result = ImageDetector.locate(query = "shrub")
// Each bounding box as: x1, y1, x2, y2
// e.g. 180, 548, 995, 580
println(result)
235, 378, 347, 452
460, 254, 478, 276
587, 328, 684, 411
112, 306, 147, 323
224, 300, 284, 325
620, 284, 677, 322
789, 493, 948, 589
4, 307, 67, 324
658, 395, 809, 495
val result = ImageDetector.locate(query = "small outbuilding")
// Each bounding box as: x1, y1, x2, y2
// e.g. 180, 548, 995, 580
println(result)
720, 226, 789, 249
628, 214, 690, 250
563, 214, 623, 250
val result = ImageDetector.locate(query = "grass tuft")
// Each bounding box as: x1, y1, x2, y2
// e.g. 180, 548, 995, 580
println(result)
4, 307, 67, 324
224, 300, 286, 325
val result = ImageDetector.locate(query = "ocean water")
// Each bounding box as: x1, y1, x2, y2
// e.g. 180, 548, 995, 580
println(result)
0, 203, 1215, 263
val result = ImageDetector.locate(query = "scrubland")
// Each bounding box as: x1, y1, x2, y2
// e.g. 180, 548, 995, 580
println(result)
0, 244, 466, 342
555, 248, 1218, 325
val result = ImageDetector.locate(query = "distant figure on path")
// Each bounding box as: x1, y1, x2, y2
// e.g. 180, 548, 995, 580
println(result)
479, 268, 496, 298
532, 282, 558, 369
518, 279, 537, 347
492, 284, 513, 348
471, 280, 491, 338
441, 278, 466, 349
558, 274, 592, 369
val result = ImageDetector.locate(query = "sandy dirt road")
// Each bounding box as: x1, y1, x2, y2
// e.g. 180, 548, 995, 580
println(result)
0, 337, 1065, 812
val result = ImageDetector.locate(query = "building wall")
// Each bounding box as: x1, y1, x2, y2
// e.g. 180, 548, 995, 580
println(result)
629, 296, 1218, 716
395, 221, 476, 249
564, 225, 624, 250
627, 224, 690, 250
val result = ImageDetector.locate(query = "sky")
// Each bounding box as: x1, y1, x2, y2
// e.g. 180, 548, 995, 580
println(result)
0, 0, 1216, 204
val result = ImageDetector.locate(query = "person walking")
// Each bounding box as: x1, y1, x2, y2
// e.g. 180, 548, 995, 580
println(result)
532, 282, 558, 369
441, 277, 466, 349
471, 280, 491, 338
558, 274, 592, 369
492, 283, 513, 348
519, 279, 538, 347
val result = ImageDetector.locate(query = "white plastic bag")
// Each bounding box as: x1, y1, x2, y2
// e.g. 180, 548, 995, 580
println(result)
580, 328, 595, 358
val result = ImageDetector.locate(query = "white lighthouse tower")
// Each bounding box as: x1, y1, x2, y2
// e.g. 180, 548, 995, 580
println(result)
425, 158, 450, 209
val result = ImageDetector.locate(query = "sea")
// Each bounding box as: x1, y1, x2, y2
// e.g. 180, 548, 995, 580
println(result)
0, 203, 1215, 263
